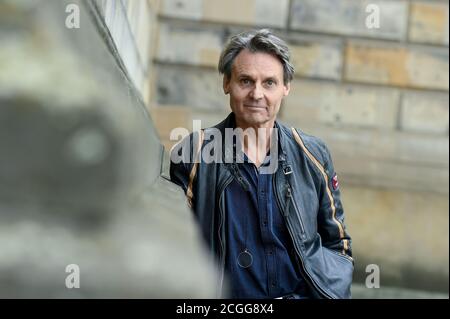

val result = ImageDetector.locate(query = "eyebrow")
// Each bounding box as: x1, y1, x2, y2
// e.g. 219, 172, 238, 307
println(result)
237, 74, 279, 81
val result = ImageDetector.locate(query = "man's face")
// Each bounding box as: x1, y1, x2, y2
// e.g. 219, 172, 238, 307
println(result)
223, 49, 290, 128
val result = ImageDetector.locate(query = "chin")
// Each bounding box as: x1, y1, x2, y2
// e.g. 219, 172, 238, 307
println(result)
241, 114, 270, 126
233, 107, 273, 126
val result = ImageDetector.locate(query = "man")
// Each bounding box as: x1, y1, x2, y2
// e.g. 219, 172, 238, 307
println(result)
170, 29, 353, 299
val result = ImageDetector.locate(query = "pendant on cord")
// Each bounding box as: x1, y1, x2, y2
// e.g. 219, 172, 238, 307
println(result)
237, 249, 253, 268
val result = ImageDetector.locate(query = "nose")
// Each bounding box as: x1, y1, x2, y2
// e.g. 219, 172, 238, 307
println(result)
249, 83, 264, 100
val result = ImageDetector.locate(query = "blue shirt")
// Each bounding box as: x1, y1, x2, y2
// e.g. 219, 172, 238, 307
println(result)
224, 152, 310, 299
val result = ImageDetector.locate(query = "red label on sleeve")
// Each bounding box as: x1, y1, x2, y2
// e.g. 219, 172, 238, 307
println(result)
332, 174, 339, 190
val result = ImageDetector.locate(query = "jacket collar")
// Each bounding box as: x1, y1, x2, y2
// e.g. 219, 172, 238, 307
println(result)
214, 112, 288, 162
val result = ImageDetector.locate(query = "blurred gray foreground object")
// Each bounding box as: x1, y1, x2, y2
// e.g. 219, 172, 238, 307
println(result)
0, 0, 218, 298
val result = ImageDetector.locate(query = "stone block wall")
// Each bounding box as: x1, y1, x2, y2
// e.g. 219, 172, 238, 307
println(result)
151, 0, 449, 294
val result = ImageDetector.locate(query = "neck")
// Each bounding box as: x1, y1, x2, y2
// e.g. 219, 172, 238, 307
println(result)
235, 117, 275, 131
234, 118, 276, 167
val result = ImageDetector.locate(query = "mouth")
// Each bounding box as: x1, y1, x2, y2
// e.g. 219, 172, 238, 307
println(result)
244, 104, 267, 109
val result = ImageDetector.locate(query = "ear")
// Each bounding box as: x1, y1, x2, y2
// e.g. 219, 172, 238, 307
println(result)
223, 76, 230, 95
283, 82, 291, 97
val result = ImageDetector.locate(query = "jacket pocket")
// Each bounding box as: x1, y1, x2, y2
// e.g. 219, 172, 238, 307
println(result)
306, 245, 354, 299
325, 247, 354, 266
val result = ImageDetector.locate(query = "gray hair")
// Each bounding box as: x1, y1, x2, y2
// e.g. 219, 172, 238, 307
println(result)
218, 29, 294, 84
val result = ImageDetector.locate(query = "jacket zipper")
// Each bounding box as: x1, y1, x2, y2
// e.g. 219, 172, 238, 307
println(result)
273, 175, 335, 299
217, 175, 233, 297
328, 247, 355, 265
285, 183, 306, 236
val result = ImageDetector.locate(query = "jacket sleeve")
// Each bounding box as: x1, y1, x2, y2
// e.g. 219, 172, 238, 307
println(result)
169, 132, 203, 209
169, 133, 193, 195
316, 141, 353, 259
170, 155, 190, 195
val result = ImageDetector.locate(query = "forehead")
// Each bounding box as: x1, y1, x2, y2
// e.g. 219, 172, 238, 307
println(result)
231, 49, 284, 79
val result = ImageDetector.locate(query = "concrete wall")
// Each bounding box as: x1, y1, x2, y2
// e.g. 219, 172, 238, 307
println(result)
151, 0, 449, 295
93, 0, 160, 105
0, 0, 218, 298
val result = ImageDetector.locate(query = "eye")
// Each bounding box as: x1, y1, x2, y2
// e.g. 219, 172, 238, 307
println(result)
240, 78, 251, 85
266, 79, 276, 86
